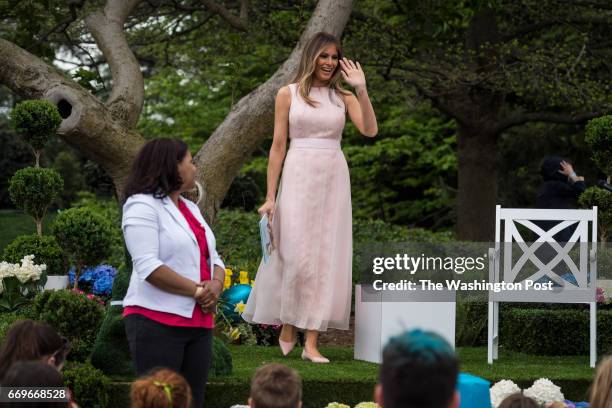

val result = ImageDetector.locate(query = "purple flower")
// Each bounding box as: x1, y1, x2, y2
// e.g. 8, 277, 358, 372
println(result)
596, 287, 606, 303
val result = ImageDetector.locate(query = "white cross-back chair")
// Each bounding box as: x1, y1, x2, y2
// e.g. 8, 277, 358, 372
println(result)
488, 205, 598, 367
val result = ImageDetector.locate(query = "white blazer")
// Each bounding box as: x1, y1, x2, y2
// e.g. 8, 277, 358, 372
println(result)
121, 193, 225, 318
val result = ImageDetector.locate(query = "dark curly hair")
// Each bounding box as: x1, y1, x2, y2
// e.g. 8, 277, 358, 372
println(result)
123, 138, 189, 201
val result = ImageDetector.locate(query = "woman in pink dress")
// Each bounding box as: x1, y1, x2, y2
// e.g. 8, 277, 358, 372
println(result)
242, 32, 378, 363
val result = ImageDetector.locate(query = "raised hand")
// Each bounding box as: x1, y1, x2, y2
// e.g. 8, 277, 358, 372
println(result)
339, 57, 366, 90
558, 160, 575, 176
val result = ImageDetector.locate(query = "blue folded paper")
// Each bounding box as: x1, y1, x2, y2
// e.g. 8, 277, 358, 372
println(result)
259, 214, 273, 263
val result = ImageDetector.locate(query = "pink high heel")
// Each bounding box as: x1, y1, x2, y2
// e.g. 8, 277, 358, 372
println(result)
279, 338, 297, 356
301, 349, 330, 363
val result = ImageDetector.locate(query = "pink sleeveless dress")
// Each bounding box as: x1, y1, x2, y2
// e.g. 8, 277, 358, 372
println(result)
242, 83, 352, 331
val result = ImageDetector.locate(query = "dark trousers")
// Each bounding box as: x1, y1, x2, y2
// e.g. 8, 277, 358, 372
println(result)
124, 313, 214, 408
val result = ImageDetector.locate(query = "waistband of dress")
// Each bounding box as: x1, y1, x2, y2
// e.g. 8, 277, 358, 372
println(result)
289, 138, 341, 150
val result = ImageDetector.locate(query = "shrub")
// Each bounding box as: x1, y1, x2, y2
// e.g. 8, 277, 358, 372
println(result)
0, 125, 33, 208
9, 167, 63, 235
215, 209, 261, 279
53, 151, 86, 207
579, 187, 612, 244
585, 115, 612, 176
9, 100, 62, 166
30, 289, 104, 361
111, 263, 131, 300
2, 234, 66, 276
210, 336, 233, 376
51, 207, 113, 288
63, 361, 110, 408
500, 307, 612, 355
0, 313, 27, 345
71, 192, 123, 268
90, 305, 133, 377
456, 301, 488, 347
222, 174, 262, 211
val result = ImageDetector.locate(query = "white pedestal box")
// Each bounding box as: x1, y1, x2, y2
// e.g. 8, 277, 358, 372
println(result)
44, 275, 69, 291
354, 284, 456, 363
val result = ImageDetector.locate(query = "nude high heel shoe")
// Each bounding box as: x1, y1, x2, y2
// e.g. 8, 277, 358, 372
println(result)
301, 349, 330, 363
279, 338, 297, 356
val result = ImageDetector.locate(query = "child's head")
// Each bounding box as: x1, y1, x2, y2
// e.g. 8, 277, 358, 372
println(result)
130, 368, 192, 408
1, 361, 69, 408
249, 364, 302, 408
377, 329, 459, 408
590, 356, 612, 408
498, 393, 539, 408
0, 319, 68, 381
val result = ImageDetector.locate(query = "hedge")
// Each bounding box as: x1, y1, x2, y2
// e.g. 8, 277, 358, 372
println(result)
500, 307, 612, 356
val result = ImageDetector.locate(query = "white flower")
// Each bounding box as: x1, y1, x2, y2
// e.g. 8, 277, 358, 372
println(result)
326, 404, 350, 408
354, 403, 379, 408
0, 261, 17, 279
15, 255, 45, 283
490, 380, 522, 408
523, 378, 564, 407
0, 255, 45, 284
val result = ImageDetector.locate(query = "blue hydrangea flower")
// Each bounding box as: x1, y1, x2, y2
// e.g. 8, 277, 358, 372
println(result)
93, 274, 114, 295
68, 264, 117, 296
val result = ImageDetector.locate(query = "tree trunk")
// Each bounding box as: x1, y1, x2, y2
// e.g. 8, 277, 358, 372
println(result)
456, 125, 499, 241
36, 219, 42, 236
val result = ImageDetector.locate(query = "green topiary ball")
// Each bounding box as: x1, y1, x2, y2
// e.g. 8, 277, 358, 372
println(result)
210, 336, 233, 376
2, 234, 67, 276
585, 116, 612, 176
9, 100, 62, 151
0, 314, 28, 346
579, 186, 612, 241
9, 167, 63, 224
51, 207, 113, 275
90, 305, 133, 377
30, 289, 105, 361
63, 361, 110, 408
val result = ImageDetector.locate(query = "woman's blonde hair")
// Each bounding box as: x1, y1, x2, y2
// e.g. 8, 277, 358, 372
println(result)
292, 31, 351, 107
131, 368, 192, 408
590, 356, 612, 408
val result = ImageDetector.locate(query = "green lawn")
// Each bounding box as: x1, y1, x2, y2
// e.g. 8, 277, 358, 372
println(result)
0, 210, 57, 253
219, 345, 595, 384
108, 345, 595, 408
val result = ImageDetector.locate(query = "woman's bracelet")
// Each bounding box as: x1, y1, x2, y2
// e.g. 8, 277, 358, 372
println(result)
193, 286, 205, 299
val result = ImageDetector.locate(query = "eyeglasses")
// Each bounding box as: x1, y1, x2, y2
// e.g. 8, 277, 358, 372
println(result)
52, 336, 71, 367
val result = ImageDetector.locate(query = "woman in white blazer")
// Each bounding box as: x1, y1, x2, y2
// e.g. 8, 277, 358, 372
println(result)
121, 138, 225, 408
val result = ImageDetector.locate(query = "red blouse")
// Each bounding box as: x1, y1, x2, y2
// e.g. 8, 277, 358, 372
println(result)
123, 199, 214, 328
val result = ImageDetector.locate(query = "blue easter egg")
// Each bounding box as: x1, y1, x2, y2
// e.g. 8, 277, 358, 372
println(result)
219, 284, 252, 322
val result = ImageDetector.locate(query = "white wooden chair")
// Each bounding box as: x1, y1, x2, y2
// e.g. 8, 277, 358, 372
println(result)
488, 205, 598, 367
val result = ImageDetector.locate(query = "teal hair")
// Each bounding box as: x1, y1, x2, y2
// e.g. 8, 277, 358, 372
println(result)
384, 329, 455, 365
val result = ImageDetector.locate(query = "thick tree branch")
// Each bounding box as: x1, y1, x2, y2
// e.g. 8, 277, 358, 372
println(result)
194, 0, 354, 221
85, 0, 145, 128
495, 109, 612, 133
0, 38, 145, 190
199, 0, 249, 31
